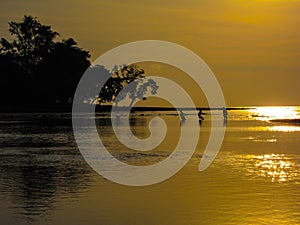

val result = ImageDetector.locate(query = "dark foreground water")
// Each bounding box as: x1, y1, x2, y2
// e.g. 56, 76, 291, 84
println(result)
0, 107, 299, 224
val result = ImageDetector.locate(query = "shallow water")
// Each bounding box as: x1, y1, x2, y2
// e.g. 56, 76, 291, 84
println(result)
0, 107, 299, 224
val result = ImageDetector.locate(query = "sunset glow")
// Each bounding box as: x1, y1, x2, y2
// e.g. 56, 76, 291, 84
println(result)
1, 0, 299, 106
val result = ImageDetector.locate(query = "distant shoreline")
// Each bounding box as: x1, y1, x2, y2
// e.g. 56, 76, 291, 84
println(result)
0, 105, 252, 113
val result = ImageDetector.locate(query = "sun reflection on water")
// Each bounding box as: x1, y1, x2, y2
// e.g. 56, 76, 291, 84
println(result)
269, 126, 300, 132
248, 107, 300, 132
251, 154, 296, 182
250, 106, 299, 121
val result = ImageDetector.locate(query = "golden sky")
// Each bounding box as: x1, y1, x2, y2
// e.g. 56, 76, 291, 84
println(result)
1, 0, 299, 106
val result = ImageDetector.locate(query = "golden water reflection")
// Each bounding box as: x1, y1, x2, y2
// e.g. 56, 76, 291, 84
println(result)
250, 106, 298, 121
248, 106, 300, 132
251, 154, 296, 182
269, 125, 300, 132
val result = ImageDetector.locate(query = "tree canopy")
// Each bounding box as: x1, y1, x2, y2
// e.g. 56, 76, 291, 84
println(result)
0, 15, 91, 109
81, 64, 159, 108
98, 64, 158, 106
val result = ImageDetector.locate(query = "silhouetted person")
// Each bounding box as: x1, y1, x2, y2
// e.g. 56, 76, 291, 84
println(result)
198, 109, 204, 120
179, 110, 186, 123
222, 107, 227, 119
198, 119, 202, 126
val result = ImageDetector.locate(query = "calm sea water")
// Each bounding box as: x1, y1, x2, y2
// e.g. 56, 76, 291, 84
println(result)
0, 107, 299, 225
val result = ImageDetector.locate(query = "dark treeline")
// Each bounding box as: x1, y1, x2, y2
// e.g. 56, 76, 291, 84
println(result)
0, 15, 91, 111
0, 16, 158, 112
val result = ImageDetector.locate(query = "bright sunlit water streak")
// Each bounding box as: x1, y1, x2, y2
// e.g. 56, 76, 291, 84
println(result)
252, 154, 295, 182
270, 125, 300, 132
249, 106, 299, 121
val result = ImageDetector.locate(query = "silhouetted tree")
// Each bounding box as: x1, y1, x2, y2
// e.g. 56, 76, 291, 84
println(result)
35, 38, 90, 105
128, 78, 158, 107
97, 64, 158, 106
97, 65, 144, 104
0, 16, 158, 111
0, 15, 59, 75
0, 15, 91, 109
